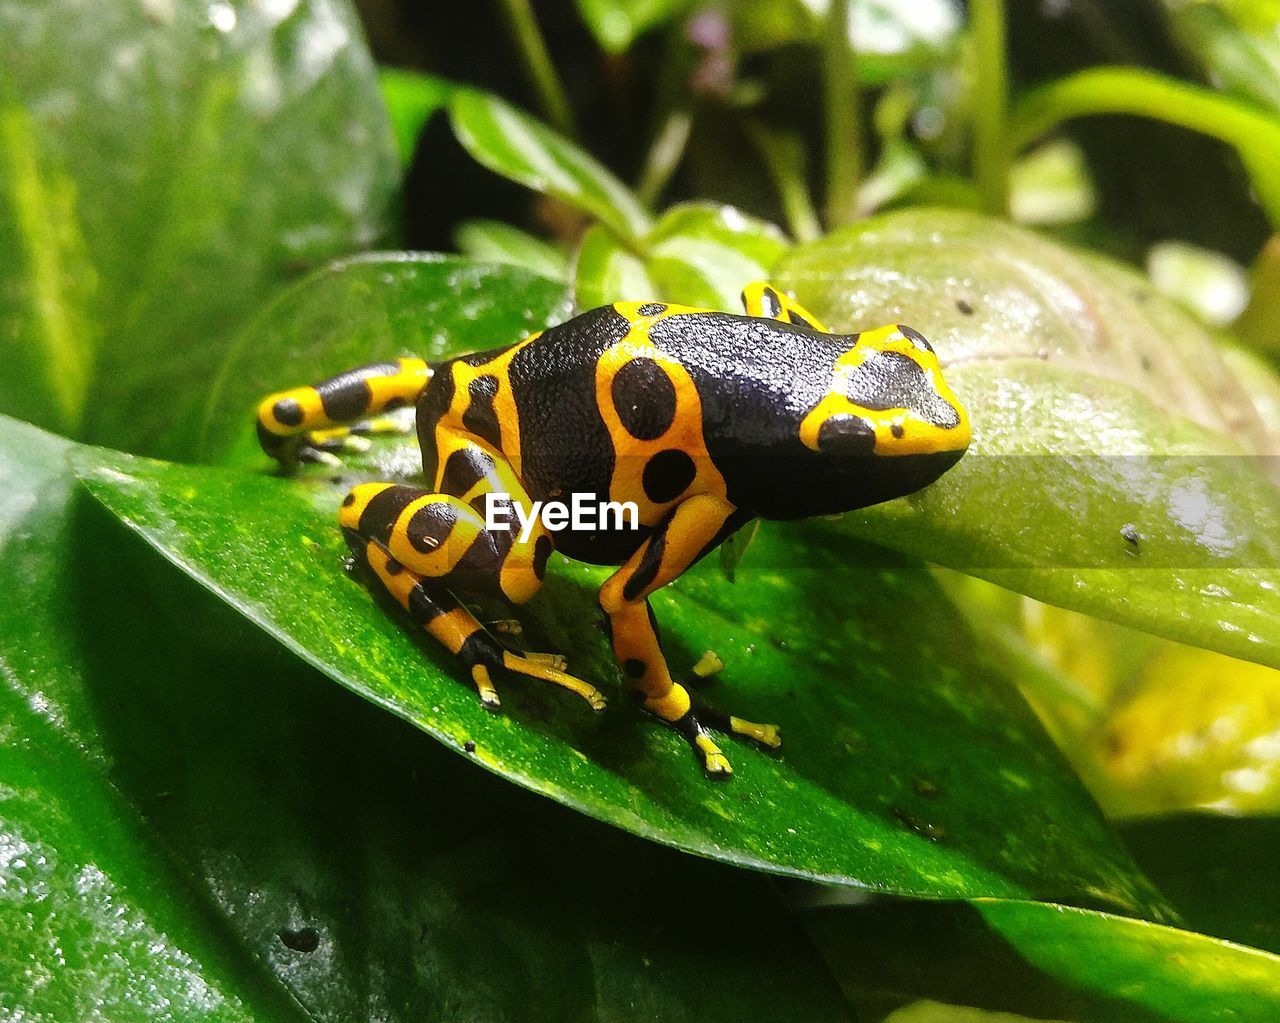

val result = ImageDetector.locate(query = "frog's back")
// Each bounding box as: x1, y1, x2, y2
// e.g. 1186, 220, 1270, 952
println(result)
505, 301, 831, 494
418, 301, 837, 560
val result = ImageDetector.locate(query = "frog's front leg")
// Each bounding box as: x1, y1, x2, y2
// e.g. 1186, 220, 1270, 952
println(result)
599, 494, 780, 777
740, 281, 829, 332
256, 357, 431, 466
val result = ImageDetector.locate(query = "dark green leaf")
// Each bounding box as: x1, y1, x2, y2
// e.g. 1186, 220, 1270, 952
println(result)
0, 414, 855, 1021
379, 67, 452, 164
454, 219, 569, 280
0, 0, 397, 453
77, 446, 1169, 916
1122, 814, 1280, 956
0, 417, 307, 1023
449, 89, 652, 242
198, 255, 574, 464
800, 893, 1280, 1023
774, 208, 1280, 669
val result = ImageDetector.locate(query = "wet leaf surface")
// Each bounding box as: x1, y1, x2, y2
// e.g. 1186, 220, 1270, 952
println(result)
0, 0, 397, 452
77, 445, 1169, 917
0, 414, 854, 1022
775, 208, 1280, 668
800, 892, 1280, 1023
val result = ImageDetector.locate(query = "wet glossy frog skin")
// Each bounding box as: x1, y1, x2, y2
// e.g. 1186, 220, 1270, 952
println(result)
255, 283, 970, 776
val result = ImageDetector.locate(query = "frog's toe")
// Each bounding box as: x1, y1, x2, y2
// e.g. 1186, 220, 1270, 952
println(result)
728, 716, 781, 749
470, 665, 503, 709
523, 651, 569, 671
699, 741, 734, 778
501, 652, 606, 711
296, 445, 343, 468
694, 699, 782, 751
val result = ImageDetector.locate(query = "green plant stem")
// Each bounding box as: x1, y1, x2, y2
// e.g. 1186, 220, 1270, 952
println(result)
745, 122, 822, 243
970, 0, 1009, 215
1010, 67, 1280, 228
496, 0, 578, 139
636, 109, 692, 207
822, 0, 861, 229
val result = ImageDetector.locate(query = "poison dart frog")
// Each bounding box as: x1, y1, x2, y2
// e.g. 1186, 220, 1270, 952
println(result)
255, 283, 971, 776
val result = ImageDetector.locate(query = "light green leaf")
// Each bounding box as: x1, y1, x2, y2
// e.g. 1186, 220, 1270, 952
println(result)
646, 202, 790, 309
1164, 0, 1280, 114
1147, 240, 1248, 328
379, 67, 452, 164
575, 0, 688, 53
0, 0, 398, 453
574, 203, 790, 311
775, 208, 1280, 669
455, 219, 569, 280
0, 106, 96, 435
573, 223, 656, 309
449, 89, 652, 242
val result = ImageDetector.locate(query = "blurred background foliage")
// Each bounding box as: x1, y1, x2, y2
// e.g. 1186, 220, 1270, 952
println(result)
5, 0, 1280, 1020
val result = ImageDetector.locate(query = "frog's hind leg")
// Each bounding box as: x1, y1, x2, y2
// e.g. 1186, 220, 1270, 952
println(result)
256, 357, 432, 466
598, 493, 779, 777
740, 282, 829, 332
340, 481, 605, 712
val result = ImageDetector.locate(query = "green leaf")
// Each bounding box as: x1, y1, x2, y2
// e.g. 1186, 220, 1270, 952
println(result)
801, 894, 1280, 1023
646, 202, 790, 309
0, 106, 96, 435
573, 223, 656, 310
774, 208, 1280, 669
0, 415, 855, 1021
198, 255, 574, 464
0, 418, 308, 1023
1008, 139, 1096, 227
574, 203, 790, 312
379, 67, 452, 165
1164, 0, 1280, 115
449, 89, 652, 242
454, 219, 569, 280
0, 0, 398, 453
1009, 68, 1280, 229
575, 0, 688, 53
1123, 814, 1280, 956
1147, 240, 1248, 328
729, 0, 962, 81
76, 448, 1169, 917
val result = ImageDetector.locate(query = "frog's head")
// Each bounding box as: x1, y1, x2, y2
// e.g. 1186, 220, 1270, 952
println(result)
786, 323, 971, 514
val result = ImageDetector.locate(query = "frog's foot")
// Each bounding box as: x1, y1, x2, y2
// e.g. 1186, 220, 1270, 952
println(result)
521, 651, 570, 671
643, 686, 780, 778
295, 413, 415, 465
496, 652, 606, 706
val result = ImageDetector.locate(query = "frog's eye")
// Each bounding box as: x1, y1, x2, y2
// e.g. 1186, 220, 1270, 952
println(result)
846, 352, 960, 429
897, 325, 933, 353
816, 414, 875, 455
